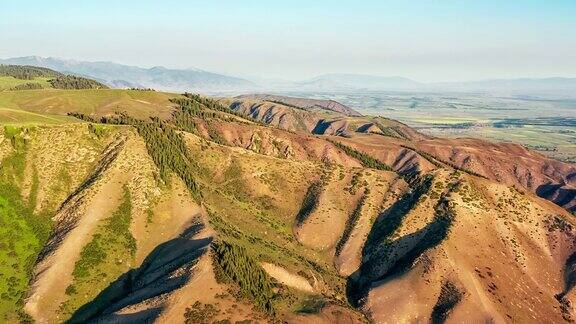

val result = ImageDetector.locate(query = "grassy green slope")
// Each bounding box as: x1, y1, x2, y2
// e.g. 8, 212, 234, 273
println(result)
0, 127, 52, 322
0, 190, 40, 321
0, 76, 52, 90
0, 107, 77, 124
0, 89, 181, 121
60, 186, 136, 319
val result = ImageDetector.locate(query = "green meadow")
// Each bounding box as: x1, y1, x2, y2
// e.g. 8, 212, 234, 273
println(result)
0, 76, 52, 91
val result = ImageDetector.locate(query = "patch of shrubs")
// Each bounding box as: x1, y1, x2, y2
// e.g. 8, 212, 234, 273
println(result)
374, 123, 406, 139
0, 65, 60, 79
49, 75, 108, 90
296, 295, 327, 314
544, 215, 573, 233
184, 301, 220, 324
87, 123, 106, 138
0, 131, 52, 320
183, 93, 266, 126
67, 112, 97, 123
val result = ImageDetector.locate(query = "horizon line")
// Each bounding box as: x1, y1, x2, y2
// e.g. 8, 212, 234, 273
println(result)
2, 54, 576, 84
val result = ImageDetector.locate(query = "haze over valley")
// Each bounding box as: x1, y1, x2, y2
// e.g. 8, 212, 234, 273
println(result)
4, 55, 575, 163
3, 56, 576, 97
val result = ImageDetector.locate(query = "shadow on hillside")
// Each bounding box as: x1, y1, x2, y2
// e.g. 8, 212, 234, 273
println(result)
536, 183, 576, 212
362, 176, 433, 258
555, 251, 576, 322
68, 222, 212, 324
557, 251, 576, 299
347, 183, 453, 307
392, 147, 421, 181
311, 119, 332, 134
38, 139, 126, 265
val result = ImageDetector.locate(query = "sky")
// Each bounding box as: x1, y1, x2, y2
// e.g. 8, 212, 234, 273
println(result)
1, 0, 575, 82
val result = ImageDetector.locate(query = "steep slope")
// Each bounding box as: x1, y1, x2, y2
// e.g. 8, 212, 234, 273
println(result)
0, 113, 370, 322
234, 94, 363, 116
0, 87, 574, 323
220, 95, 424, 140
353, 171, 575, 323
0, 124, 204, 322
414, 138, 576, 212
318, 132, 576, 213
220, 97, 326, 133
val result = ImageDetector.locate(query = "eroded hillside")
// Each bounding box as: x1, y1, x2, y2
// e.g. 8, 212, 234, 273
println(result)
222, 95, 576, 213
0, 88, 574, 323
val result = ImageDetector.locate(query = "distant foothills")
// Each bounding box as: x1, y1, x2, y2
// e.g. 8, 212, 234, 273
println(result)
1, 55, 576, 96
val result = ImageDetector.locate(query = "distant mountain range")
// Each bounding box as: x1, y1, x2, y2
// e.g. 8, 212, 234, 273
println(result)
296, 73, 421, 91
435, 77, 576, 95
295, 74, 576, 96
0, 56, 256, 92
2, 56, 575, 96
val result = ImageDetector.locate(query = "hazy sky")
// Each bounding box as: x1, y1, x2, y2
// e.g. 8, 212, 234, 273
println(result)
1, 0, 575, 81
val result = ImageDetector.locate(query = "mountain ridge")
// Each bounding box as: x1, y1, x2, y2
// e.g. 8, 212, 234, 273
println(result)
0, 85, 574, 322
0, 56, 256, 92
3, 56, 576, 95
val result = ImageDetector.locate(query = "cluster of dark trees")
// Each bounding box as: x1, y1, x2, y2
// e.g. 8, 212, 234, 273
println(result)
184, 301, 219, 323
169, 96, 247, 144
100, 114, 202, 201
0, 64, 61, 79
182, 92, 265, 125
374, 123, 407, 139
213, 240, 275, 314
169, 98, 203, 133
68, 104, 209, 203
184, 93, 238, 117
0, 64, 108, 90
49, 75, 108, 89
266, 100, 307, 111
329, 140, 392, 171
67, 112, 97, 123
170, 97, 239, 133
183, 93, 230, 112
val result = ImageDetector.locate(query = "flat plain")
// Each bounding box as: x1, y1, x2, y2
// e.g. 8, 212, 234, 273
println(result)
280, 91, 576, 162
